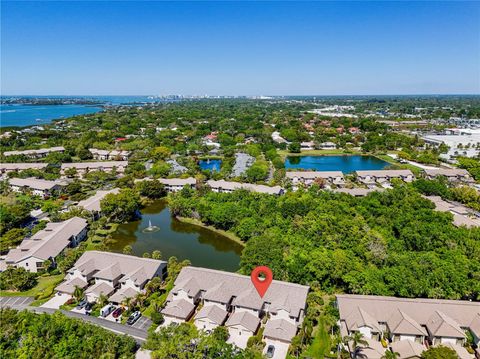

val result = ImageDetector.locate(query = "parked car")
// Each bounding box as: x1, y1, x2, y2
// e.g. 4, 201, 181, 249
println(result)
127, 311, 141, 325
85, 302, 94, 311
266, 345, 275, 358
100, 304, 114, 318
75, 298, 88, 310
112, 307, 124, 318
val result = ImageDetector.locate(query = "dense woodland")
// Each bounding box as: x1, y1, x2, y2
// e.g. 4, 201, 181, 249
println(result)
169, 184, 480, 300
0, 309, 137, 358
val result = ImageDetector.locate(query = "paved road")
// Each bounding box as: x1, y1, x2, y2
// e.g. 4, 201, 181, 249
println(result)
1, 296, 148, 343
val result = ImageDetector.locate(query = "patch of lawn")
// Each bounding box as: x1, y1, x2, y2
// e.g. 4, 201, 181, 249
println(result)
303, 317, 332, 359
0, 273, 64, 298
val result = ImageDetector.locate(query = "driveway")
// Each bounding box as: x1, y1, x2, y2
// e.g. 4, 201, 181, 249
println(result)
263, 339, 290, 359
0, 296, 34, 309
41, 293, 71, 309
227, 329, 250, 349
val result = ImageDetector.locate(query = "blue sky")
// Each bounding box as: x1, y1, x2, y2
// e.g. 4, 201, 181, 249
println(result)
1, 1, 479, 95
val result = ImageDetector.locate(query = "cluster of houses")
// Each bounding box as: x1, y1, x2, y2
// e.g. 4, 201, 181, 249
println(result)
9, 177, 66, 198
160, 266, 309, 355
3, 146, 65, 159
89, 148, 131, 161
0, 161, 128, 178
424, 196, 480, 228
286, 168, 475, 191
337, 294, 480, 359
55, 250, 167, 304
0, 217, 88, 272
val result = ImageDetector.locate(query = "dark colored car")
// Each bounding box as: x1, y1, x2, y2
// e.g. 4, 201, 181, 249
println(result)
112, 307, 124, 318
75, 299, 88, 310
85, 302, 94, 311
266, 345, 275, 358
127, 311, 141, 325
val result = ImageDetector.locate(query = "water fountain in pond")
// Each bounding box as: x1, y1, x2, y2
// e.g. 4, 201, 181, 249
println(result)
142, 219, 160, 233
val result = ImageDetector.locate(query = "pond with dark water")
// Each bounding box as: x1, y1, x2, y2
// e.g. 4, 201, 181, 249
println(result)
108, 200, 242, 272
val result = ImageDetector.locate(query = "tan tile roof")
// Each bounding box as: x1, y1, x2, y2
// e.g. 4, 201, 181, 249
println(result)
356, 170, 413, 177
225, 311, 260, 332
426, 311, 465, 338
337, 294, 480, 334
4, 146, 65, 157
387, 309, 428, 336
159, 177, 196, 186
85, 281, 115, 297
390, 340, 425, 359
55, 277, 88, 294
0, 163, 48, 171
108, 287, 139, 303
5, 217, 87, 263
195, 304, 228, 325
61, 161, 128, 170
352, 337, 385, 359
263, 318, 298, 342
469, 313, 480, 338
424, 168, 470, 177
73, 251, 166, 286
345, 306, 382, 333
172, 267, 309, 319
161, 299, 195, 319
76, 188, 120, 212
9, 177, 62, 191
286, 171, 344, 179
206, 180, 284, 195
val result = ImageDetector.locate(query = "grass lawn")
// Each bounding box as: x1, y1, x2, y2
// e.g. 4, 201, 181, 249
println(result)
0, 274, 64, 298
303, 317, 333, 359
375, 153, 423, 175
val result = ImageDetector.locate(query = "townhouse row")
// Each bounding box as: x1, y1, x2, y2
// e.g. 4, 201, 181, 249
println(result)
0, 161, 128, 177
337, 294, 480, 359
160, 266, 309, 354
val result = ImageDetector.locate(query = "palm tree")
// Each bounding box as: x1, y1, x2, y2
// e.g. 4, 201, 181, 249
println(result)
382, 349, 400, 359
73, 285, 84, 302
98, 293, 109, 307
344, 331, 368, 358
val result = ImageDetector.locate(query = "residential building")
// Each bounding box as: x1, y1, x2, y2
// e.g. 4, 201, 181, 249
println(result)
300, 141, 315, 151
60, 161, 128, 176
9, 177, 65, 198
207, 179, 284, 195
272, 131, 287, 144
286, 171, 345, 188
2, 217, 88, 273
423, 168, 474, 183
319, 142, 336, 149
161, 266, 309, 351
55, 251, 167, 303
425, 196, 480, 228
76, 188, 120, 216
355, 170, 414, 185
3, 146, 65, 159
0, 163, 48, 175
337, 294, 479, 359
159, 177, 196, 192
89, 149, 131, 161
232, 153, 255, 177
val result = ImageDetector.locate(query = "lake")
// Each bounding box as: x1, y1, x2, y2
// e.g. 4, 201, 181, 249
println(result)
108, 200, 242, 272
285, 155, 389, 173
199, 159, 222, 171
0, 104, 103, 128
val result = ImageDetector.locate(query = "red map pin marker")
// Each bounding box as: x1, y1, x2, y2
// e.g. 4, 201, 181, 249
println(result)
251, 266, 273, 298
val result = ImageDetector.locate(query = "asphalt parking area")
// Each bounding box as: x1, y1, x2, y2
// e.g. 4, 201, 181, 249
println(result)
0, 296, 34, 308
131, 316, 152, 330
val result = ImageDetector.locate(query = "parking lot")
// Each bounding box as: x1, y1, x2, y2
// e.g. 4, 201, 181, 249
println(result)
130, 316, 152, 330
0, 296, 34, 309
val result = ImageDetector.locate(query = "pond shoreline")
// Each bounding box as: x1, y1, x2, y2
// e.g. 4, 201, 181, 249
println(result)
175, 216, 245, 248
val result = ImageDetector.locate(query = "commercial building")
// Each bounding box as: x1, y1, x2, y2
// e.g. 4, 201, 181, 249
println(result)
337, 294, 479, 359
1, 217, 88, 273
55, 251, 167, 304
